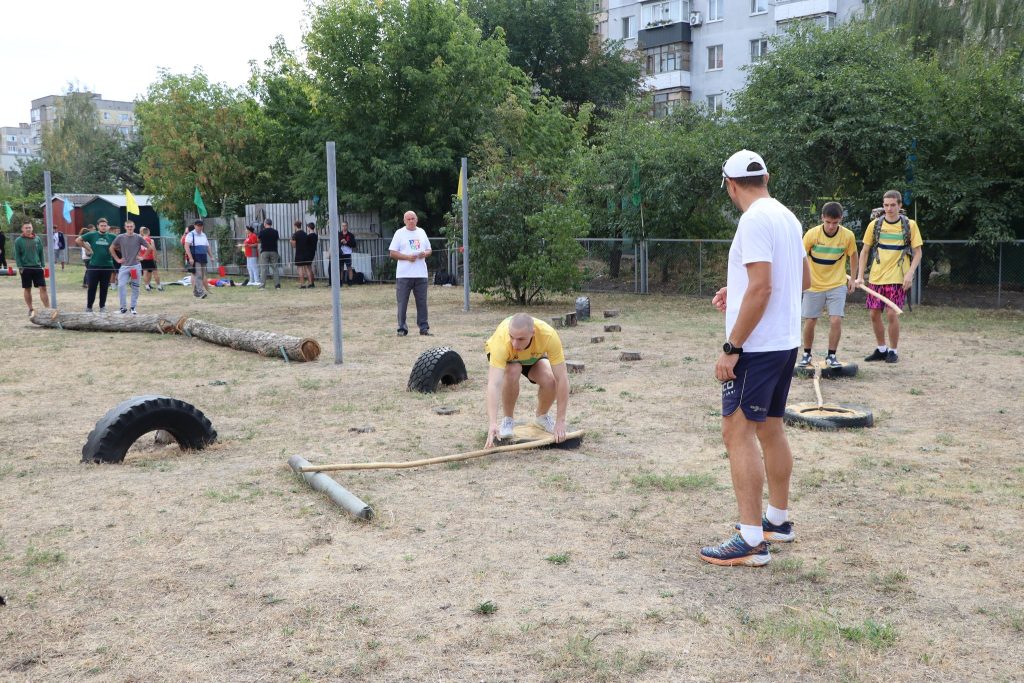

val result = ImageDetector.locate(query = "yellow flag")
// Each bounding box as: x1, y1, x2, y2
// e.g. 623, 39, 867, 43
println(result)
456, 165, 464, 200
125, 189, 140, 215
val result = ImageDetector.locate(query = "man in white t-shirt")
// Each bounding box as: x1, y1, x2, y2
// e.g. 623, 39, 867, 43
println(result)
703, 150, 810, 568
388, 210, 432, 336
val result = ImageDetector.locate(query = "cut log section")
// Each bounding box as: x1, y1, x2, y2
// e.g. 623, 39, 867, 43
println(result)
619, 351, 642, 361
563, 312, 577, 327
30, 308, 179, 334
177, 317, 321, 362
604, 324, 621, 332
565, 360, 585, 373
603, 309, 620, 318
550, 316, 563, 328
591, 336, 604, 344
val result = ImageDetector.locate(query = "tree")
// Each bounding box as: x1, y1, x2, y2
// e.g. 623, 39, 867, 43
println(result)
466, 0, 642, 114
865, 0, 1024, 60
136, 69, 259, 218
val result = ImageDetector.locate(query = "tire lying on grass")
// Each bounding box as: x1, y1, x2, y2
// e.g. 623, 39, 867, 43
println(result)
793, 362, 859, 379
82, 395, 217, 464
783, 402, 874, 430
408, 347, 468, 394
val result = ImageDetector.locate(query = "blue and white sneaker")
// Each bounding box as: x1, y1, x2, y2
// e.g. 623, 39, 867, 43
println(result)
733, 516, 796, 543
699, 533, 770, 567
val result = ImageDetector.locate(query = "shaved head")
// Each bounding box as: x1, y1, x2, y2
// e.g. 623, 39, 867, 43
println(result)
509, 313, 534, 333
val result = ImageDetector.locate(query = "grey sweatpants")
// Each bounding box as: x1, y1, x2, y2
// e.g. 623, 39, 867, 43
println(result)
396, 277, 429, 333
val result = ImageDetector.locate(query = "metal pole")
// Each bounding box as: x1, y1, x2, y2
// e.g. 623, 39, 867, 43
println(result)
44, 172, 57, 307
288, 455, 372, 520
997, 242, 1003, 309
326, 142, 343, 364
698, 240, 703, 297
461, 157, 470, 312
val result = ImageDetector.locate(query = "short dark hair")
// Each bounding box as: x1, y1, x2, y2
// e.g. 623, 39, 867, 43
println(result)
732, 175, 767, 189
883, 190, 902, 205
821, 202, 843, 219
306, 222, 316, 229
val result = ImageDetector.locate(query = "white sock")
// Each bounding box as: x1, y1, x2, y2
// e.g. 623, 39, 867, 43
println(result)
877, 345, 888, 353
739, 524, 764, 547
766, 505, 787, 526
890, 348, 898, 355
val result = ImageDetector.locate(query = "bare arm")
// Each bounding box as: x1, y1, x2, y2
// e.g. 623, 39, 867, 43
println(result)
109, 239, 122, 264
389, 249, 412, 262
855, 242, 871, 284
848, 250, 859, 292
715, 261, 772, 382
484, 365, 505, 448
802, 256, 811, 291
904, 246, 923, 289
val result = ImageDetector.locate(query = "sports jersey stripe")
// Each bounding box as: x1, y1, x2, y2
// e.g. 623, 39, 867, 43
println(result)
811, 245, 845, 255
810, 255, 841, 265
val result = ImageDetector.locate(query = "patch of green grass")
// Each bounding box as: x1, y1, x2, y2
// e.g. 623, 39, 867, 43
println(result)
473, 600, 498, 615
839, 619, 898, 649
24, 545, 67, 571
297, 378, 323, 391
205, 489, 242, 503
874, 570, 910, 594
909, 387, 924, 395
549, 633, 660, 681
0, 464, 14, 480
631, 471, 715, 492
540, 473, 579, 491
545, 552, 571, 565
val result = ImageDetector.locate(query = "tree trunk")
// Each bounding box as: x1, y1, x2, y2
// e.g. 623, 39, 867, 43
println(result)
176, 317, 321, 362
609, 244, 622, 278
29, 308, 179, 334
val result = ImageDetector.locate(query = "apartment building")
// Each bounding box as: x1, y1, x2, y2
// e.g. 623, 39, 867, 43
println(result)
1, 123, 33, 178
29, 92, 136, 154
598, 0, 863, 114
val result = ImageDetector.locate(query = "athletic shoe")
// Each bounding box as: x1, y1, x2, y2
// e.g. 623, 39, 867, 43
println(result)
157, 285, 164, 291
86, 307, 93, 313
130, 308, 137, 316
308, 283, 315, 288
498, 416, 515, 440
864, 348, 888, 362
274, 284, 281, 289
120, 308, 128, 314
200, 293, 208, 299
299, 285, 308, 289
397, 329, 408, 337
99, 307, 106, 313
797, 352, 812, 367
257, 284, 265, 289
733, 516, 796, 543
825, 355, 841, 369
699, 534, 771, 567
885, 350, 899, 364
240, 278, 249, 286
145, 284, 153, 291
534, 414, 556, 434
420, 330, 432, 336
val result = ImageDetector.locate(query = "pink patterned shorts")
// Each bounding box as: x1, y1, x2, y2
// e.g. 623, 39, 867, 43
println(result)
865, 283, 906, 310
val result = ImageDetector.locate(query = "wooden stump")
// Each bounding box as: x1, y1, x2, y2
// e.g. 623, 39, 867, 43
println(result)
177, 317, 321, 362
604, 324, 621, 333
619, 351, 642, 361
550, 316, 563, 328
603, 310, 620, 318
591, 336, 604, 344
30, 308, 180, 334
563, 312, 577, 327
566, 360, 585, 374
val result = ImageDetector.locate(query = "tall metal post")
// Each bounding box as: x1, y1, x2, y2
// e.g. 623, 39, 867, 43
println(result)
326, 142, 343, 364
997, 242, 1003, 309
44, 171, 57, 308
461, 157, 471, 312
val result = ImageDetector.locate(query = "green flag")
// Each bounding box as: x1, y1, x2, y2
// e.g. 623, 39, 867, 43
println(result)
3, 201, 12, 223
193, 187, 208, 218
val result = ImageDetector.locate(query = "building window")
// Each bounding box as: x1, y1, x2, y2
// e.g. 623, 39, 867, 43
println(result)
708, 0, 723, 22
707, 93, 724, 112
5, 135, 15, 142
119, 113, 130, 122
750, 38, 769, 61
103, 112, 110, 120
750, 0, 767, 14
644, 42, 691, 75
653, 89, 687, 118
642, 0, 688, 27
622, 15, 636, 39
707, 44, 723, 70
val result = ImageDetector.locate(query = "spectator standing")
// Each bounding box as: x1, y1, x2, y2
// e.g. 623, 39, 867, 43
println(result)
79, 224, 94, 287
53, 230, 67, 269
242, 224, 260, 286
291, 220, 309, 288
14, 222, 50, 316
258, 218, 281, 289
77, 218, 116, 312
110, 220, 147, 314
388, 211, 432, 336
138, 226, 163, 292
303, 222, 319, 287
0, 228, 7, 269
184, 219, 211, 299
340, 221, 357, 285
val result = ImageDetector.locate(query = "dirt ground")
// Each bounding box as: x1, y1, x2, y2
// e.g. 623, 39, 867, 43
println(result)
1, 270, 1022, 682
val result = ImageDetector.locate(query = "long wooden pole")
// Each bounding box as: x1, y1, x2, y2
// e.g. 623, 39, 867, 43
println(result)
848, 275, 903, 314
813, 365, 824, 409
300, 430, 585, 472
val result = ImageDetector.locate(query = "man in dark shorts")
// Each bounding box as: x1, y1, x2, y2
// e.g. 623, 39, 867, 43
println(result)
139, 226, 163, 291
302, 221, 319, 287
14, 222, 50, 316
291, 220, 310, 288
703, 150, 809, 568
855, 190, 924, 364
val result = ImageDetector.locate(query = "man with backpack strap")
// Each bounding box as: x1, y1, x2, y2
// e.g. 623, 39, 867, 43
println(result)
854, 190, 923, 364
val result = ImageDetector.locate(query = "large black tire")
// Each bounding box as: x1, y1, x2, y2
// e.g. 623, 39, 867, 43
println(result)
408, 347, 468, 393
793, 361, 859, 379
82, 395, 217, 464
784, 402, 874, 431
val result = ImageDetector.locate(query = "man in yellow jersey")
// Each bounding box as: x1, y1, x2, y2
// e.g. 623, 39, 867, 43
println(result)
798, 202, 858, 369
855, 190, 923, 364
484, 313, 570, 448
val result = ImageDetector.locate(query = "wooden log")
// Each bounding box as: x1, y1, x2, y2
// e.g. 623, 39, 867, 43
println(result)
604, 324, 621, 333
591, 336, 604, 343
619, 351, 642, 361
603, 309, 619, 318
177, 317, 321, 362
563, 312, 577, 327
29, 308, 179, 334
565, 360, 585, 373
550, 316, 564, 328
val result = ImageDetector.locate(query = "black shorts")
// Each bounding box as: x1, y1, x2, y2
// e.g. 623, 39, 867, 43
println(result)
20, 267, 46, 288
141, 259, 157, 272
487, 354, 537, 384
341, 254, 352, 266
721, 348, 798, 422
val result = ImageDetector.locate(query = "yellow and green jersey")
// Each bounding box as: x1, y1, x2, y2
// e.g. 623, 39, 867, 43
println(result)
803, 224, 857, 292
863, 217, 923, 285
485, 317, 565, 368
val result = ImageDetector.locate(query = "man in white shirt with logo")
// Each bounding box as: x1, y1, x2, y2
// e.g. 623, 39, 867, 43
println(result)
388, 211, 432, 336
703, 150, 810, 567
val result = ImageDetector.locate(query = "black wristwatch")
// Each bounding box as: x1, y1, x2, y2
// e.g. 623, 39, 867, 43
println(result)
723, 341, 743, 355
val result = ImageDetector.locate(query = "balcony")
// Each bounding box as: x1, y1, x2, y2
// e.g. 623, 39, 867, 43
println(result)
774, 0, 837, 22
644, 69, 691, 92
638, 22, 691, 49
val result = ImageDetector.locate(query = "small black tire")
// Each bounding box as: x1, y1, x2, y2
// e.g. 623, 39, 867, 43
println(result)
783, 402, 874, 431
82, 395, 217, 464
408, 347, 468, 393
793, 362, 859, 379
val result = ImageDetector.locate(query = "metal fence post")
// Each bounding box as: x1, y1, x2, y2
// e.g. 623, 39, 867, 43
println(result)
698, 240, 703, 298
997, 242, 1003, 309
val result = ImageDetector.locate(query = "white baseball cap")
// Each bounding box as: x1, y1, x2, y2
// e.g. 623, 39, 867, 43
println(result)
721, 150, 769, 187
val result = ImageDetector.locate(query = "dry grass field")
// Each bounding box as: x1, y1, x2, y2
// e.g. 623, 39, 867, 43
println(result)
1, 269, 1022, 682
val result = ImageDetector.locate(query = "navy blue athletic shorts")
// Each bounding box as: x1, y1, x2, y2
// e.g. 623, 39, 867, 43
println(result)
721, 348, 798, 422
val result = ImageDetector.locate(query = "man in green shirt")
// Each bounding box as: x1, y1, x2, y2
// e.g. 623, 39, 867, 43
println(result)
14, 222, 50, 316
76, 217, 117, 312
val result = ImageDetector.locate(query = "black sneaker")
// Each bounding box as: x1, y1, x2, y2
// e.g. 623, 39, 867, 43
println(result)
734, 516, 795, 543
864, 348, 888, 362
397, 329, 408, 337
699, 534, 770, 567
308, 283, 315, 288
120, 307, 128, 314
420, 330, 432, 336
274, 284, 281, 289
825, 355, 841, 369
885, 350, 899, 364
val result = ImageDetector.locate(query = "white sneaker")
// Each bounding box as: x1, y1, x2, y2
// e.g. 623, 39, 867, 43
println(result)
130, 308, 137, 316
534, 414, 556, 434
498, 416, 515, 439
